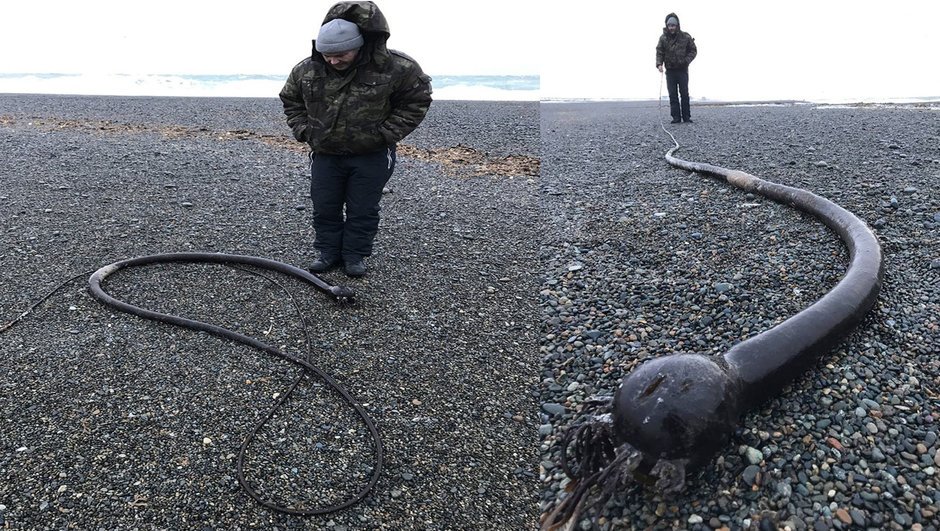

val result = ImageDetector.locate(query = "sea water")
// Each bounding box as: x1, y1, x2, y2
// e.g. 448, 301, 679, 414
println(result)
0, 73, 539, 101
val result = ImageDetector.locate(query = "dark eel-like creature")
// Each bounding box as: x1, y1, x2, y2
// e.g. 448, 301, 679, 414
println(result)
543, 134, 884, 530
88, 253, 379, 515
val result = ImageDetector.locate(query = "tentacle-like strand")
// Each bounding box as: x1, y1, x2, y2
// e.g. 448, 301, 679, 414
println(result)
543, 444, 644, 531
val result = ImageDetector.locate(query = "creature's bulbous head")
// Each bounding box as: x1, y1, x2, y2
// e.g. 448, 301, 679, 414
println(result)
330, 286, 356, 301
613, 354, 741, 467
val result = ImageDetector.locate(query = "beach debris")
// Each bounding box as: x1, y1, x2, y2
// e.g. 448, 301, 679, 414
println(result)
0, 115, 539, 178
397, 143, 539, 177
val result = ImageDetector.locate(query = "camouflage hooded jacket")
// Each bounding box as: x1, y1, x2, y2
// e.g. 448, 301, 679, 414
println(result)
279, 1, 432, 155
655, 13, 697, 70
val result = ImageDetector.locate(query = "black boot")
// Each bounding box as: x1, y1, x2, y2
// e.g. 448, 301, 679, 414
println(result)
344, 259, 367, 277
308, 255, 341, 273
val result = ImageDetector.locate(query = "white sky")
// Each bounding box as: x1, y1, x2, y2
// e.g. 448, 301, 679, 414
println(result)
0, 1, 540, 77
2, 2, 939, 102
542, 1, 940, 101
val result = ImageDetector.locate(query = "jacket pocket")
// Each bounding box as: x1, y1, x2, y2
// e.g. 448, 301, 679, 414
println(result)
352, 72, 394, 113
301, 77, 325, 119
355, 71, 393, 92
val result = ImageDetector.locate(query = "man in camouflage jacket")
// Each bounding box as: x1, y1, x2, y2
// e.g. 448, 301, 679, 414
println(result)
280, 1, 432, 277
656, 13, 697, 123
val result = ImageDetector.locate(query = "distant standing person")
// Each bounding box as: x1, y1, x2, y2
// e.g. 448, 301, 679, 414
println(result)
280, 1, 432, 277
656, 13, 697, 123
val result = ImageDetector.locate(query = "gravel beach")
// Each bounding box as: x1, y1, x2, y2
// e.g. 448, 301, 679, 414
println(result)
540, 102, 939, 530
0, 94, 540, 529
3, 94, 939, 531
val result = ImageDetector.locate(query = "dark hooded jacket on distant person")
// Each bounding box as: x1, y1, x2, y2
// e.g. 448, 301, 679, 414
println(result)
655, 13, 697, 70
280, 1, 432, 155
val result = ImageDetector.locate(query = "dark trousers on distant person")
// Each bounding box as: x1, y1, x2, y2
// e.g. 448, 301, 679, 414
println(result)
309, 147, 396, 262
666, 68, 691, 122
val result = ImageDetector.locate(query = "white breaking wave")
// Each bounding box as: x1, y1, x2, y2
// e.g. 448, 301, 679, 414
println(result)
0, 73, 261, 98
432, 84, 538, 101
0, 73, 539, 101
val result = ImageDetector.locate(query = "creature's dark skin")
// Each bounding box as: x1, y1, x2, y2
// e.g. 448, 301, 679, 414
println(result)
89, 252, 354, 303
544, 146, 883, 530
621, 147, 884, 467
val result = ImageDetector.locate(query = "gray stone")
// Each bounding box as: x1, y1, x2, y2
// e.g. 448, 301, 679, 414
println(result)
745, 446, 763, 465
742, 464, 761, 485
715, 282, 734, 293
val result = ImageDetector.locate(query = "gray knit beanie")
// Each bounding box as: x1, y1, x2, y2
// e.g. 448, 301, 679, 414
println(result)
666, 16, 678, 26
315, 19, 364, 53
